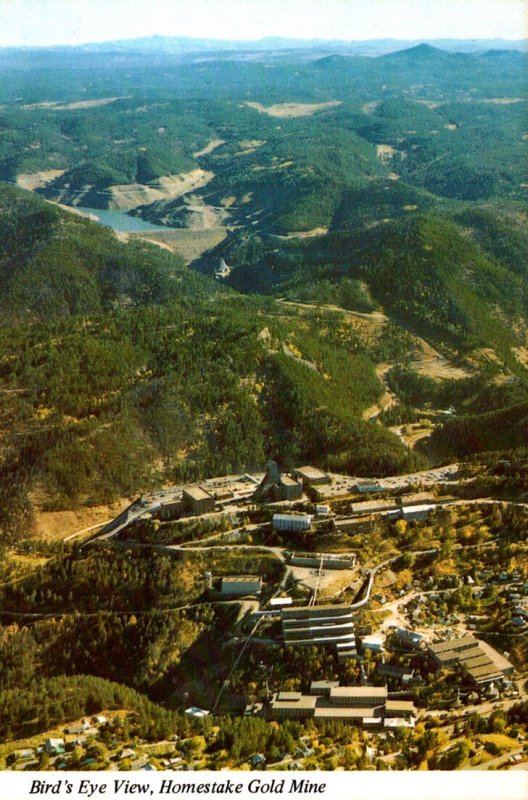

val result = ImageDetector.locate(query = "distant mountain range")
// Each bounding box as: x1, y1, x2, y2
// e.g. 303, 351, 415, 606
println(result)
3, 35, 527, 59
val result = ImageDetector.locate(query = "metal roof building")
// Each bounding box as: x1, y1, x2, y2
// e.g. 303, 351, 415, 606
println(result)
272, 513, 312, 531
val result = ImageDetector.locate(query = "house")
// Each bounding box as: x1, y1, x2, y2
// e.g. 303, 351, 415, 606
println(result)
184, 706, 210, 718
119, 748, 136, 760
161, 758, 183, 768
393, 628, 428, 649
44, 738, 65, 755
130, 757, 149, 769
14, 749, 34, 761
250, 754, 267, 767
64, 721, 90, 735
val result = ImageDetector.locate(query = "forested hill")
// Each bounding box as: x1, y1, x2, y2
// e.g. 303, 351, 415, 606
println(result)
0, 185, 221, 322
0, 185, 421, 543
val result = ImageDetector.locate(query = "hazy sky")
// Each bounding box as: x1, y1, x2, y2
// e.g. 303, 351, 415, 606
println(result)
1, 0, 527, 47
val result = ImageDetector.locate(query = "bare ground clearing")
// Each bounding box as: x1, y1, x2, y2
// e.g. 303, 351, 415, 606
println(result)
16, 170, 66, 191
193, 138, 226, 158
244, 101, 342, 118
32, 498, 132, 541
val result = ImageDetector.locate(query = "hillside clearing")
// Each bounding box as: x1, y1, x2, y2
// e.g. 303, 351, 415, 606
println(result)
244, 101, 342, 118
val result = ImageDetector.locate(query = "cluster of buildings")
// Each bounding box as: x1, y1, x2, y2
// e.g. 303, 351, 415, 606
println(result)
267, 682, 415, 728
347, 492, 439, 524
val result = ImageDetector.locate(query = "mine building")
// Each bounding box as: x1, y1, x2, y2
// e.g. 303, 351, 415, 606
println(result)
287, 551, 356, 569
182, 486, 215, 515
272, 513, 312, 532
268, 683, 415, 727
253, 459, 303, 502
220, 575, 262, 597
294, 466, 331, 486
428, 636, 514, 686
281, 603, 356, 649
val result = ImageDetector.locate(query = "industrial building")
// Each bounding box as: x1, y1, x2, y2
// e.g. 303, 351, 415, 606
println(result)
272, 513, 313, 532
361, 634, 384, 654
401, 504, 436, 522
220, 575, 262, 597
400, 492, 437, 507
355, 481, 384, 494
182, 486, 215, 515
252, 459, 303, 502
428, 636, 515, 686
281, 475, 304, 500
281, 603, 356, 650
393, 628, 428, 650
287, 552, 356, 569
268, 683, 415, 727
350, 499, 399, 516
294, 466, 331, 486
157, 498, 186, 520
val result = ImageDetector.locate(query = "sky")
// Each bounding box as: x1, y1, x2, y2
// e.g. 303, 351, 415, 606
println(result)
1, 0, 527, 48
